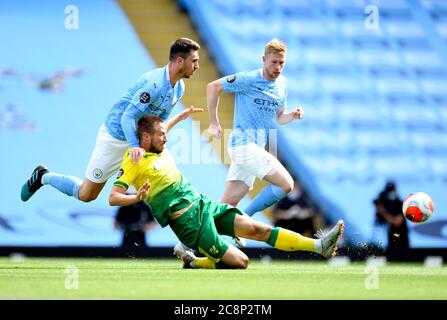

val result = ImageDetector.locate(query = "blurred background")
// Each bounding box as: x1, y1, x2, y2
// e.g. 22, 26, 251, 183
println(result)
1, 0, 446, 260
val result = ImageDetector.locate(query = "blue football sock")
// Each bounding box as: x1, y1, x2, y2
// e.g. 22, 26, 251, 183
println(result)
244, 184, 288, 217
42, 172, 82, 199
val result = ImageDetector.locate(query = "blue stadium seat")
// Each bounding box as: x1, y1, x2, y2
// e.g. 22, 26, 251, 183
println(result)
386, 22, 426, 38
413, 66, 447, 78
320, 76, 362, 94
276, 0, 315, 17
430, 158, 447, 179
355, 49, 402, 67
374, 77, 420, 95
338, 104, 388, 129
410, 131, 447, 154
435, 23, 447, 39
420, 79, 447, 95
370, 0, 409, 10
301, 49, 349, 76
355, 128, 406, 154
380, 8, 414, 21
371, 155, 422, 182
401, 51, 444, 68
392, 105, 442, 130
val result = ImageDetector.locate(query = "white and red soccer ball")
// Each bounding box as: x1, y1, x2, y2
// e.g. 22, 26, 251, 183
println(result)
402, 192, 435, 223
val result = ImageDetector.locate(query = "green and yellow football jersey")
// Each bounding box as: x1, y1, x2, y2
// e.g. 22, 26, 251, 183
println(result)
114, 148, 200, 227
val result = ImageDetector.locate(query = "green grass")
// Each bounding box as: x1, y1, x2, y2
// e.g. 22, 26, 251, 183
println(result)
0, 257, 446, 299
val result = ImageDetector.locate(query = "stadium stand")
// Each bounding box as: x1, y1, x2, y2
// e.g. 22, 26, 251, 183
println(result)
180, 0, 447, 247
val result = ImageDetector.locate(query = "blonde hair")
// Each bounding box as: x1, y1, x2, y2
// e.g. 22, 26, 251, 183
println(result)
264, 39, 287, 56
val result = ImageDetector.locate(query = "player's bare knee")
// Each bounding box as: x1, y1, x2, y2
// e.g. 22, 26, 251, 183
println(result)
78, 190, 98, 202
278, 174, 294, 194
244, 221, 271, 240
220, 196, 239, 207
283, 180, 294, 194
235, 255, 249, 269
254, 223, 273, 240
79, 194, 96, 202
240, 257, 249, 269
261, 224, 273, 239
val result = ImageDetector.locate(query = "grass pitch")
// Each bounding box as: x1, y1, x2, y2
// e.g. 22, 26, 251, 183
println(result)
0, 257, 446, 299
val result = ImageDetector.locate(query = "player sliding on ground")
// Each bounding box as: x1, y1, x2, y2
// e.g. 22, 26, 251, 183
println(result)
109, 115, 344, 269
20, 38, 201, 203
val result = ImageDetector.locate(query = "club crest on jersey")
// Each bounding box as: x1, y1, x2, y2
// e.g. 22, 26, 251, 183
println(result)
140, 92, 150, 103
226, 75, 236, 83
116, 168, 124, 178
153, 160, 162, 170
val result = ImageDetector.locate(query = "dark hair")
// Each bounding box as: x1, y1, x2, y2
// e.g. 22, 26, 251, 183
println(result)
384, 180, 396, 192
137, 115, 163, 140
169, 38, 200, 61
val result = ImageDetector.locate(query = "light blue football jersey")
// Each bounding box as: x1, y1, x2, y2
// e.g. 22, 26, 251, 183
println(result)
221, 69, 288, 147
105, 65, 185, 141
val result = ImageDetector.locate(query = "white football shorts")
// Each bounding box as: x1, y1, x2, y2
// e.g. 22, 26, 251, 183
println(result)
227, 143, 279, 189
85, 124, 129, 183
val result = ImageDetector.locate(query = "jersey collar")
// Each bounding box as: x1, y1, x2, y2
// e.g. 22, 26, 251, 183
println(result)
260, 68, 277, 83
144, 148, 166, 158
165, 64, 180, 90
164, 65, 171, 87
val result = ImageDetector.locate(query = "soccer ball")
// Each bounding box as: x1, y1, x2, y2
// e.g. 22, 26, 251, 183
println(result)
402, 192, 435, 223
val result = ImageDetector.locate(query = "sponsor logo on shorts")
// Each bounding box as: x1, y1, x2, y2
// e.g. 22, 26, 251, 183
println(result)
226, 75, 236, 83
93, 168, 103, 179
140, 92, 150, 103
116, 168, 124, 178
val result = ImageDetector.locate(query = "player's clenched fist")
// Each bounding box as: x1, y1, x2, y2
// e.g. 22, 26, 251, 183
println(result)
207, 123, 222, 139
292, 107, 304, 120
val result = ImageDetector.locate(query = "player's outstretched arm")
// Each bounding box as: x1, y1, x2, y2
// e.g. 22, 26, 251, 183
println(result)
276, 107, 304, 125
109, 182, 150, 206
121, 105, 146, 163
206, 79, 224, 139
166, 106, 204, 132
